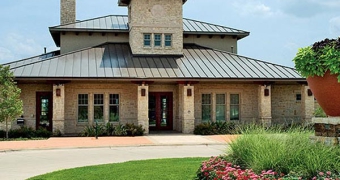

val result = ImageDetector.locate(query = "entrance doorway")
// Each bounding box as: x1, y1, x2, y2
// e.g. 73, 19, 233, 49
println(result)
148, 92, 173, 131
36, 92, 53, 131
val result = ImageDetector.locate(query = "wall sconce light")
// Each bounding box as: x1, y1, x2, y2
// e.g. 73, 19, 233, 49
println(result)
56, 88, 61, 97
307, 89, 313, 96
187, 89, 192, 96
264, 88, 270, 96
141, 88, 146, 96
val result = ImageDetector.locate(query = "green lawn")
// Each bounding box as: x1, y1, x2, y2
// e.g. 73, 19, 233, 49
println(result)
28, 157, 207, 180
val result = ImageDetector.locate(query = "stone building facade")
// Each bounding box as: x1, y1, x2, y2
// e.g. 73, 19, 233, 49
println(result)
2, 0, 317, 135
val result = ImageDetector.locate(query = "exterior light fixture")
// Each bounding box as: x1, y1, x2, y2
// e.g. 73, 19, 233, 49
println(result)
141, 88, 146, 96
264, 88, 270, 96
307, 89, 313, 96
187, 89, 192, 96
56, 88, 61, 97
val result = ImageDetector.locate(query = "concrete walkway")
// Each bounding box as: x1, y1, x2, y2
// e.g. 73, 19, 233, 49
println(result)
0, 134, 238, 151
0, 134, 238, 180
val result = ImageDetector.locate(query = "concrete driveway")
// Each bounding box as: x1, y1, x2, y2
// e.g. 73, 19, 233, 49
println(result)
0, 135, 230, 180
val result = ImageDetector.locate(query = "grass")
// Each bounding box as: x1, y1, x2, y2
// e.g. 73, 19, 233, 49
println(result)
28, 157, 208, 180
226, 125, 340, 178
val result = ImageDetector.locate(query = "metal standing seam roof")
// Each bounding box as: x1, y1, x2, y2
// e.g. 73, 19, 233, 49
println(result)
49, 15, 250, 46
5, 43, 303, 80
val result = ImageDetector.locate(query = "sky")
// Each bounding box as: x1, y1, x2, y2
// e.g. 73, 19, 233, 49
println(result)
0, 0, 339, 68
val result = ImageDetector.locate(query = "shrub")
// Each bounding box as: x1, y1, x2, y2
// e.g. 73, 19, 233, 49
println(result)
9, 126, 36, 138
196, 157, 340, 180
194, 121, 236, 135
125, 123, 145, 136
0, 130, 5, 138
195, 156, 282, 180
81, 123, 145, 137
113, 124, 127, 136
35, 127, 52, 138
227, 127, 340, 178
81, 124, 105, 137
105, 122, 115, 136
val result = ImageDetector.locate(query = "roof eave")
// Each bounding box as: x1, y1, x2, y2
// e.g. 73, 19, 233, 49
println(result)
118, 0, 187, 6
14, 77, 306, 82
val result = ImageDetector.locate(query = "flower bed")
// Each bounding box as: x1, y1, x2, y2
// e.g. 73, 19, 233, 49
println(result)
195, 157, 340, 180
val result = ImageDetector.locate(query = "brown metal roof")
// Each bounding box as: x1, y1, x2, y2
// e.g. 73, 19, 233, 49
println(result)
49, 15, 249, 46
5, 43, 303, 81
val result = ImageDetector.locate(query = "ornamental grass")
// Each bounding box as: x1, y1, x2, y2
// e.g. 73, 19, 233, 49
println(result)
196, 125, 340, 179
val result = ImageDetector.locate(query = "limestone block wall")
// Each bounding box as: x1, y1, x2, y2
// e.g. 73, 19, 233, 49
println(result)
137, 85, 149, 134
16, 84, 52, 130
64, 82, 138, 134
60, 33, 129, 54
128, 0, 183, 55
194, 83, 259, 124
183, 35, 238, 53
271, 85, 303, 124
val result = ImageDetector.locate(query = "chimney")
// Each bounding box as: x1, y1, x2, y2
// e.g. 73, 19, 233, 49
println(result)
60, 0, 76, 25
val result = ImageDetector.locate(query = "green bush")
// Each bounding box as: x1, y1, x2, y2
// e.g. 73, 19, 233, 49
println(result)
113, 124, 127, 136
80, 123, 146, 137
0, 130, 5, 139
0, 126, 51, 139
194, 121, 236, 135
35, 127, 52, 138
81, 124, 105, 137
125, 123, 145, 136
9, 126, 36, 138
226, 126, 340, 179
105, 122, 115, 136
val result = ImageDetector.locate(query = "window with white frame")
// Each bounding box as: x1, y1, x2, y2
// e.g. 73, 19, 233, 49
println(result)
144, 34, 151, 47
94, 94, 104, 122
216, 94, 226, 122
109, 94, 120, 122
202, 94, 211, 122
165, 34, 172, 47
78, 94, 88, 122
154, 34, 162, 47
230, 94, 240, 120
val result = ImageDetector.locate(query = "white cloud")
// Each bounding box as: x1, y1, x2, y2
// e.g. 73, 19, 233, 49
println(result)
233, 1, 274, 17
0, 33, 44, 64
0, 47, 14, 64
279, 0, 340, 18
330, 16, 340, 37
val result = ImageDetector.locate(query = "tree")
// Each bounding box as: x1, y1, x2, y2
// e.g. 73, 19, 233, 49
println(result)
0, 65, 23, 139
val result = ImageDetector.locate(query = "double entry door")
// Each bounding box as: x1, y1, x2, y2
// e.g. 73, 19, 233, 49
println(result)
148, 92, 173, 131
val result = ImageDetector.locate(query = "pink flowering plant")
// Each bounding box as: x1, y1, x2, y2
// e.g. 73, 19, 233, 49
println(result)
313, 171, 340, 180
195, 157, 340, 180
195, 156, 282, 180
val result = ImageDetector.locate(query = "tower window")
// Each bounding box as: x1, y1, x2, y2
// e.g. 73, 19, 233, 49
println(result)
144, 34, 151, 47
165, 34, 172, 47
154, 34, 162, 47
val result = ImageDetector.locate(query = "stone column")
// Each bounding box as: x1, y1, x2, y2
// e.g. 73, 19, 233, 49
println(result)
258, 85, 272, 127
301, 85, 315, 124
137, 84, 149, 134
52, 84, 65, 134
179, 84, 195, 134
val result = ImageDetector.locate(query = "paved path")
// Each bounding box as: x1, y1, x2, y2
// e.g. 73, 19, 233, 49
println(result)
0, 134, 238, 180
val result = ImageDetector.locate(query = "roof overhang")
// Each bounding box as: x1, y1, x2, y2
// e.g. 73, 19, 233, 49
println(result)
14, 77, 307, 84
49, 28, 129, 47
118, 0, 187, 6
